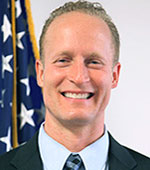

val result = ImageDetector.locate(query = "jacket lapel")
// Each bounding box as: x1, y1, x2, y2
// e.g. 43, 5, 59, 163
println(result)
108, 133, 137, 170
10, 132, 43, 170
8, 131, 138, 170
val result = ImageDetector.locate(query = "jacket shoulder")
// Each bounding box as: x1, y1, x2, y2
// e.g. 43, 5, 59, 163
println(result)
0, 144, 24, 169
108, 132, 150, 170
0, 132, 42, 170
125, 147, 150, 169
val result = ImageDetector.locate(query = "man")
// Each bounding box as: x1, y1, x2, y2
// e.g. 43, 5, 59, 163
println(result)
0, 1, 150, 170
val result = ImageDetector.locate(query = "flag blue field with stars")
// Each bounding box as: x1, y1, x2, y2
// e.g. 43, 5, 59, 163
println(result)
0, 0, 44, 155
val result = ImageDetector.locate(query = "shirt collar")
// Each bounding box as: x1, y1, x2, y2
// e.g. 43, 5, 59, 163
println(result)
78, 127, 109, 170
38, 122, 109, 170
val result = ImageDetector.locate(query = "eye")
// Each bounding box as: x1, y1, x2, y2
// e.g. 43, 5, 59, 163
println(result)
87, 59, 101, 65
86, 58, 104, 69
89, 60, 100, 64
54, 57, 72, 67
58, 59, 68, 63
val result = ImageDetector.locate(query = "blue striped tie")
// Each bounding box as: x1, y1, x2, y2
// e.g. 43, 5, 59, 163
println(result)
63, 153, 85, 170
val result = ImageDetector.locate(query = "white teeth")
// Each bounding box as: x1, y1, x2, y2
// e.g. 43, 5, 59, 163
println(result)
64, 93, 90, 99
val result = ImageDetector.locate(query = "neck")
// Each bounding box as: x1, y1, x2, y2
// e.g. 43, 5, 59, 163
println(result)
44, 113, 105, 152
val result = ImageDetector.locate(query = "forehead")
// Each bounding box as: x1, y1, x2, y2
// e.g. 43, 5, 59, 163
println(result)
42, 11, 114, 60
45, 11, 112, 41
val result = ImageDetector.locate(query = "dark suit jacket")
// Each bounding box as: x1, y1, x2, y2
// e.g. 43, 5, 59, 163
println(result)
0, 132, 150, 170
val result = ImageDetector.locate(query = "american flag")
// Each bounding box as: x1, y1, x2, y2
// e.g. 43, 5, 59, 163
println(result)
0, 0, 44, 155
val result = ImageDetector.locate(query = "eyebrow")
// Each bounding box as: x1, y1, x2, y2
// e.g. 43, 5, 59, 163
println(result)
56, 51, 103, 58
52, 51, 106, 64
86, 52, 105, 63
56, 51, 73, 57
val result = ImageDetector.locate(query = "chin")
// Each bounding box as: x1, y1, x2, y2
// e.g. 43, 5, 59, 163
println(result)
61, 110, 94, 123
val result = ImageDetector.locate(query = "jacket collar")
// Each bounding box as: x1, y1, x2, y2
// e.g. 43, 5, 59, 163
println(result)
108, 132, 137, 170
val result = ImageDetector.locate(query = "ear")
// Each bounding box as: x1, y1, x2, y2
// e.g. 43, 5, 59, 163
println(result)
35, 59, 44, 87
112, 62, 121, 89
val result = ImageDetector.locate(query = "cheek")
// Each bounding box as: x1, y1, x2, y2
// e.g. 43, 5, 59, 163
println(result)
42, 68, 62, 107
91, 69, 112, 87
43, 66, 65, 90
92, 71, 112, 98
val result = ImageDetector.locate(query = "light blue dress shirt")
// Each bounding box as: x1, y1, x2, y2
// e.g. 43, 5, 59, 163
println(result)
38, 123, 109, 170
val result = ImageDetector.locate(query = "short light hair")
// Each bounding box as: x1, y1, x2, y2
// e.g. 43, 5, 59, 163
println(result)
39, 0, 120, 66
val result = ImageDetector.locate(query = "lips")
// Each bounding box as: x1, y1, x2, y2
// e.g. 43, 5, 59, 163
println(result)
61, 92, 94, 99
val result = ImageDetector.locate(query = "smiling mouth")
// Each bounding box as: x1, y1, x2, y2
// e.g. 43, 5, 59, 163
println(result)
61, 92, 94, 99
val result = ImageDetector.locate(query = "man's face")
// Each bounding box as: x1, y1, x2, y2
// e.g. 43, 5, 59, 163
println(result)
36, 12, 120, 127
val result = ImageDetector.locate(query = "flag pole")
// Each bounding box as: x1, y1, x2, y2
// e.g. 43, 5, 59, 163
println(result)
11, 0, 18, 148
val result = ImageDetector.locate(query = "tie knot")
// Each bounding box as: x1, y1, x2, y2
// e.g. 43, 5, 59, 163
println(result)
64, 154, 83, 170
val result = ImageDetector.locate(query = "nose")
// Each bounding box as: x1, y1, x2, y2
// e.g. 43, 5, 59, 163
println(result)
67, 59, 90, 85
